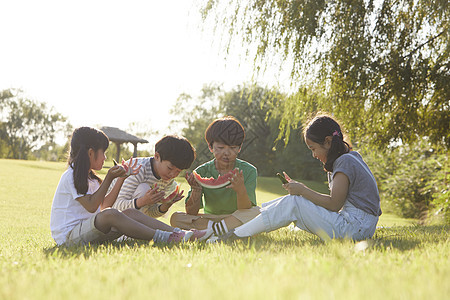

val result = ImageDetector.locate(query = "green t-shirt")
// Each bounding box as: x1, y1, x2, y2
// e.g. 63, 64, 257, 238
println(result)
186, 158, 257, 215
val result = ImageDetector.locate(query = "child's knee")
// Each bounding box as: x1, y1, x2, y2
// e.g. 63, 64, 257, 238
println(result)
247, 206, 261, 219
97, 208, 121, 222
95, 208, 121, 231
170, 211, 185, 227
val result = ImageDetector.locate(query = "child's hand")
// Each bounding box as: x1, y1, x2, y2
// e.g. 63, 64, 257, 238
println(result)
185, 172, 201, 189
283, 172, 293, 183
280, 172, 305, 195
121, 157, 141, 177
159, 190, 185, 213
107, 165, 127, 179
282, 181, 306, 196
165, 190, 185, 205
140, 187, 165, 205
226, 169, 245, 192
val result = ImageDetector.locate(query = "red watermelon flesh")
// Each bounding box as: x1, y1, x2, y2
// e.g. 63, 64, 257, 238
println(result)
192, 169, 237, 189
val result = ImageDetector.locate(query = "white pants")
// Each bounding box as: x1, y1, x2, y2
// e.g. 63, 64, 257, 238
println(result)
260, 195, 378, 240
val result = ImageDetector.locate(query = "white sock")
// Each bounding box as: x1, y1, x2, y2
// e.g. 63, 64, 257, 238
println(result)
207, 220, 214, 230
208, 220, 228, 236
153, 229, 171, 243
233, 214, 267, 237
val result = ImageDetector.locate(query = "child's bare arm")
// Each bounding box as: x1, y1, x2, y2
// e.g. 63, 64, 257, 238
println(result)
101, 177, 126, 210
77, 166, 123, 212
102, 158, 142, 210
185, 187, 202, 215
227, 169, 252, 209
283, 172, 349, 212
184, 172, 202, 215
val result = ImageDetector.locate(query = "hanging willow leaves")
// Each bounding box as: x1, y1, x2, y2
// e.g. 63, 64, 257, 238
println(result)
200, 0, 449, 149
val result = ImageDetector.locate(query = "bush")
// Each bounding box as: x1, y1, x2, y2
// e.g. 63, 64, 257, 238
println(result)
424, 153, 449, 223
363, 141, 449, 223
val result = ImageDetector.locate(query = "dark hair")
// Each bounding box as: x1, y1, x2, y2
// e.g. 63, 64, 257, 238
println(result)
68, 127, 109, 194
155, 135, 196, 169
303, 114, 351, 172
205, 116, 245, 147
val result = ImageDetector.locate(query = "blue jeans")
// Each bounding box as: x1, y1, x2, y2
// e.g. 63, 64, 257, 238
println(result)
260, 195, 378, 241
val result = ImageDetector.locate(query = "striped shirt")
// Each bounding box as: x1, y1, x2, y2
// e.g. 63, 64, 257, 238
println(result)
110, 157, 173, 218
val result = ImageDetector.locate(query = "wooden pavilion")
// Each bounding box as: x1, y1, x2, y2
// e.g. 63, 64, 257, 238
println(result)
100, 126, 149, 161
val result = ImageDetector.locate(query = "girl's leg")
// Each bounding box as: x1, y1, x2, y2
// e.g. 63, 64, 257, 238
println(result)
233, 196, 293, 237
96, 209, 201, 242
233, 214, 267, 237
234, 195, 341, 240
121, 208, 174, 232
261, 195, 341, 239
94, 209, 157, 241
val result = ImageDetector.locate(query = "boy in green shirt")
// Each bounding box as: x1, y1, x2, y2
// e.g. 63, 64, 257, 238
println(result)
170, 116, 260, 237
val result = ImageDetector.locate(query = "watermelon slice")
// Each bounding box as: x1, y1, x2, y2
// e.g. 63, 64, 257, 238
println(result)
152, 180, 180, 203
161, 185, 180, 203
152, 180, 178, 197
192, 170, 237, 189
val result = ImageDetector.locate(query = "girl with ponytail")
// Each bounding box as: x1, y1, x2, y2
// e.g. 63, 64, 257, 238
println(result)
50, 127, 207, 246
220, 113, 382, 242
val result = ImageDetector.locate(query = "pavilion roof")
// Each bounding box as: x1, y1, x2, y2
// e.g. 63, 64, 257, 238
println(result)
100, 126, 148, 144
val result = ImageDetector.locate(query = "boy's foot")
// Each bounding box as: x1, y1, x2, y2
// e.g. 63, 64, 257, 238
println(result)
217, 229, 249, 243
168, 231, 194, 243
190, 229, 214, 241
205, 234, 219, 244
116, 235, 133, 242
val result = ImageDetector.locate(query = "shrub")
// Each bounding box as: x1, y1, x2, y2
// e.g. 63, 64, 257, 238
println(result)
362, 141, 449, 223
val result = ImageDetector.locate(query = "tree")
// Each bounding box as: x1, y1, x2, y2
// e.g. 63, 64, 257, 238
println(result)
170, 84, 225, 166
200, 0, 449, 149
0, 89, 70, 159
171, 84, 324, 180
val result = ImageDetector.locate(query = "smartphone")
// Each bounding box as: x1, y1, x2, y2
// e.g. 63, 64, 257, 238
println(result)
276, 172, 288, 184
113, 159, 118, 166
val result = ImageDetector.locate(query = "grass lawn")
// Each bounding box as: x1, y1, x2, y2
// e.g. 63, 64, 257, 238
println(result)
0, 159, 448, 300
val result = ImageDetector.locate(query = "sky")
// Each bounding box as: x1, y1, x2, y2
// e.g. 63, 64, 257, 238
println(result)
0, 0, 282, 150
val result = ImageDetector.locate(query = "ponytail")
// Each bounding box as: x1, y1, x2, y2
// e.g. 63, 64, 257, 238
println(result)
68, 127, 109, 195
72, 144, 91, 195
324, 131, 351, 172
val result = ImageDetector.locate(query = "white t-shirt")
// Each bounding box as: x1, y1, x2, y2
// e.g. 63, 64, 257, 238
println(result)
50, 167, 100, 245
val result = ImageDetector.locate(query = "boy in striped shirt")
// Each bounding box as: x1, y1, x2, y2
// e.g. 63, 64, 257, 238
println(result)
110, 135, 196, 218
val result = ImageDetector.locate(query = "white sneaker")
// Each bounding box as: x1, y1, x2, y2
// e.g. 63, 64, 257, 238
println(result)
116, 235, 133, 242
199, 228, 214, 241
182, 231, 194, 242
205, 235, 219, 244
189, 228, 214, 241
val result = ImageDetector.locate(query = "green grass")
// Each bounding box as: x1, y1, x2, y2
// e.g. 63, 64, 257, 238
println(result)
0, 159, 448, 300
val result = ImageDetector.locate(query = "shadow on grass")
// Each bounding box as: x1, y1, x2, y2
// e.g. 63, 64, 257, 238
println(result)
224, 224, 449, 252
42, 224, 448, 258
42, 238, 202, 259
42, 239, 148, 259
371, 224, 449, 251
217, 229, 325, 251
